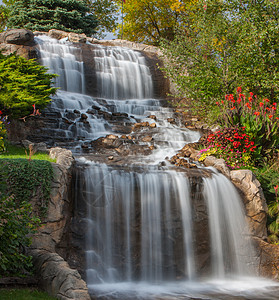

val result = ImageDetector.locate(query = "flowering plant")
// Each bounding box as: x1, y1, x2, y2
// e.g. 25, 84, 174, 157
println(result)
216, 87, 279, 162
199, 127, 258, 169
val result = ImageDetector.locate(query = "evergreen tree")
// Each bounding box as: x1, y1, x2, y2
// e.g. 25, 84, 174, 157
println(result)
7, 0, 98, 36
0, 52, 57, 119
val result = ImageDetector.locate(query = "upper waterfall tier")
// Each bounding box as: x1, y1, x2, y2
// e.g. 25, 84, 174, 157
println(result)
36, 36, 154, 99
36, 35, 86, 94
93, 45, 154, 99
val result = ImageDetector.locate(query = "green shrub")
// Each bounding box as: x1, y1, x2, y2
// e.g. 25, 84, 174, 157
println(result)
0, 159, 53, 276
0, 52, 57, 119
0, 159, 53, 217
0, 195, 40, 277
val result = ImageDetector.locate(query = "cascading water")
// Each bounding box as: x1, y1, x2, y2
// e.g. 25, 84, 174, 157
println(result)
36, 35, 279, 299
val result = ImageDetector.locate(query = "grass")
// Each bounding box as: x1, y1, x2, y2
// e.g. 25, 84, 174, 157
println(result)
0, 288, 57, 300
0, 144, 56, 162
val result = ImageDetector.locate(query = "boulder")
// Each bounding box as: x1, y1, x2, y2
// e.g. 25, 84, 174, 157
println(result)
230, 169, 268, 238
48, 29, 69, 40
2, 29, 34, 45
68, 32, 87, 43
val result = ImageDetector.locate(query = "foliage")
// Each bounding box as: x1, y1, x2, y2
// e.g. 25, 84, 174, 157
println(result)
198, 127, 257, 169
254, 162, 279, 243
7, 0, 98, 36
0, 1, 15, 32
161, 0, 279, 116
0, 288, 57, 300
86, 0, 119, 38
0, 194, 40, 277
0, 52, 57, 119
0, 112, 8, 153
0, 159, 53, 216
216, 87, 279, 162
116, 0, 196, 45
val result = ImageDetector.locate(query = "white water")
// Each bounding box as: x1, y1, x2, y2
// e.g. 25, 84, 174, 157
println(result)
36, 36, 279, 299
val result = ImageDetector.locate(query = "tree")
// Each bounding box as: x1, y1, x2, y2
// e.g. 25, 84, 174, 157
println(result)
116, 0, 196, 45
6, 0, 98, 36
86, 0, 119, 38
0, 0, 15, 32
161, 0, 279, 118
0, 52, 57, 119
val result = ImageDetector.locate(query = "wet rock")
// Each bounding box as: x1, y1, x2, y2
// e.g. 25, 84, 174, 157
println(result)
80, 113, 88, 120
149, 122, 157, 128
65, 111, 77, 120
108, 156, 114, 160
148, 115, 157, 120
203, 156, 231, 178
68, 32, 87, 43
86, 109, 95, 114
132, 122, 150, 130
48, 29, 69, 40
74, 109, 81, 115
167, 118, 175, 124
91, 105, 101, 111
142, 136, 153, 142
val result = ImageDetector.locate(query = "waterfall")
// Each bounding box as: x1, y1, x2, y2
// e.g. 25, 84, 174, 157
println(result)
36, 35, 279, 300
93, 46, 154, 99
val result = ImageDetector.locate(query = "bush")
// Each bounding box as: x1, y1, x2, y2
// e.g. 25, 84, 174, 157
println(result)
0, 159, 53, 276
0, 195, 40, 276
0, 52, 57, 119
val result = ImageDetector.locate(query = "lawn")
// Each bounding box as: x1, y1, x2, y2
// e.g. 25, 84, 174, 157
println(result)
0, 288, 56, 300
0, 144, 55, 162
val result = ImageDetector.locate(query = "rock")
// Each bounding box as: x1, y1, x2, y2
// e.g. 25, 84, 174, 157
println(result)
49, 147, 74, 170
48, 29, 69, 40
30, 249, 90, 300
92, 105, 101, 111
167, 118, 175, 124
68, 32, 87, 43
148, 115, 157, 120
81, 113, 88, 120
108, 156, 114, 160
142, 136, 153, 142
3, 29, 34, 45
106, 134, 118, 140
230, 169, 268, 238
21, 139, 48, 153
203, 156, 231, 178
74, 109, 81, 114
149, 123, 157, 128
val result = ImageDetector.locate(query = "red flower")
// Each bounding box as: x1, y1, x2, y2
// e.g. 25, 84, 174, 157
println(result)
216, 101, 219, 105
237, 87, 242, 93
250, 92, 253, 97
231, 106, 236, 110
0, 110, 2, 115
259, 102, 264, 107
254, 111, 260, 116
268, 115, 273, 119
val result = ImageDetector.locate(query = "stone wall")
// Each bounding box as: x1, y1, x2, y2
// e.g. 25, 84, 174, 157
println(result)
28, 147, 91, 300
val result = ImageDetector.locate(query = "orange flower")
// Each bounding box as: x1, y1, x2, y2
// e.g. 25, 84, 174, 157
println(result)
254, 111, 260, 116
259, 102, 264, 107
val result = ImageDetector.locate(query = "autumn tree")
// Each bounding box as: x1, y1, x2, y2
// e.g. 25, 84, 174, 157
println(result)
7, 0, 98, 36
86, 0, 119, 38
161, 0, 279, 118
0, 0, 15, 32
117, 0, 196, 45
